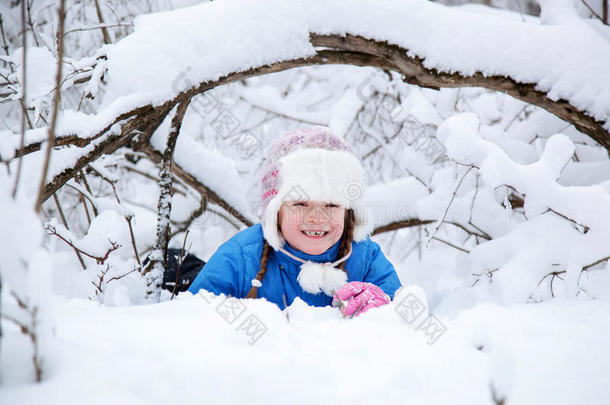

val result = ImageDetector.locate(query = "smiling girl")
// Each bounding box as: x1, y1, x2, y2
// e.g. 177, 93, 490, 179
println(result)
188, 127, 401, 317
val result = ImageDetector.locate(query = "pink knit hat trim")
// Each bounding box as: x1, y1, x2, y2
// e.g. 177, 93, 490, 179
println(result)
261, 127, 352, 213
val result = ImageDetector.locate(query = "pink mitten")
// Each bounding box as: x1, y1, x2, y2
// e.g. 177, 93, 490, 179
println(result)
332, 281, 390, 318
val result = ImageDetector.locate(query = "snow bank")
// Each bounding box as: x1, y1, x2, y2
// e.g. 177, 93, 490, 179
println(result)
1, 292, 609, 404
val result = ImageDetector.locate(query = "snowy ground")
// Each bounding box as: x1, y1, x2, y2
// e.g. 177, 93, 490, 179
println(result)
2, 0, 610, 404
2, 289, 609, 405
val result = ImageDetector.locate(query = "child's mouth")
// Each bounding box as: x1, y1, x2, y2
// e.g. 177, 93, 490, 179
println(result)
301, 230, 328, 238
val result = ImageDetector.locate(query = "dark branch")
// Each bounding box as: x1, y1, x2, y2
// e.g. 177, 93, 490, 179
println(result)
2, 33, 602, 214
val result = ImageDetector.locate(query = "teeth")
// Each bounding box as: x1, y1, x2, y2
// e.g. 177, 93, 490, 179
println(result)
304, 231, 326, 236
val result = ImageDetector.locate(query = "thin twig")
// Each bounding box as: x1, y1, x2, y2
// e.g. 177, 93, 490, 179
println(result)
46, 224, 120, 265
448, 221, 491, 241
53, 193, 86, 269
91, 265, 139, 298
580, 0, 605, 22
537, 271, 565, 298
107, 267, 140, 283
170, 198, 207, 238
583, 255, 610, 270
66, 182, 94, 225
544, 207, 590, 234
536, 255, 609, 298
65, 182, 98, 216
35, 0, 66, 212
468, 173, 480, 224
5, 290, 42, 381
86, 164, 119, 202
93, 0, 112, 44
25, 0, 40, 47
125, 216, 141, 267
86, 164, 141, 265
426, 166, 474, 247
120, 163, 187, 196
91, 264, 110, 295
63, 22, 133, 37
78, 170, 99, 216
425, 231, 471, 254
12, 1, 28, 198
0, 15, 11, 59
490, 382, 506, 405
471, 268, 499, 287
171, 230, 190, 300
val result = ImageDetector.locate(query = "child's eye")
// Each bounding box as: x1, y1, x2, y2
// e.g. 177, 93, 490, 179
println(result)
326, 203, 339, 208
293, 202, 307, 207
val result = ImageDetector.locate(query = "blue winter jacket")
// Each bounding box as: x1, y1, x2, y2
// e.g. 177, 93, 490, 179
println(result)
188, 224, 402, 309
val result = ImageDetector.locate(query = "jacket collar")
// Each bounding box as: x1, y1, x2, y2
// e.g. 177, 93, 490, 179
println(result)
280, 238, 342, 264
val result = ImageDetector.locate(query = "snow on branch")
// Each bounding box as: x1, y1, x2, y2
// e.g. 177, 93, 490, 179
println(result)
0, 0, 607, 220
99, 0, 610, 147
439, 112, 610, 301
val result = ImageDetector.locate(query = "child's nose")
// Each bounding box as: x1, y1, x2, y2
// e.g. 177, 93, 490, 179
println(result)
305, 206, 327, 224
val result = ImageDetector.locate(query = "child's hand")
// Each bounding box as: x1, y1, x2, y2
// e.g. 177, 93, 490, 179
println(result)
332, 281, 390, 318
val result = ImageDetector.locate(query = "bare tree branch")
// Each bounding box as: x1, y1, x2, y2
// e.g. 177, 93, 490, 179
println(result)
135, 143, 254, 227
3, 291, 42, 382
63, 23, 133, 38
11, 0, 28, 198
93, 0, 112, 44
426, 166, 475, 246
52, 193, 86, 269
46, 224, 120, 265
171, 230, 190, 300
311, 34, 609, 150
85, 164, 142, 266
583, 255, 610, 270
35, 0, 66, 212
538, 254, 610, 297
427, 232, 471, 254
544, 207, 590, 234
91, 264, 139, 299
372, 218, 434, 235
0, 33, 603, 219
170, 198, 206, 238
580, 0, 606, 23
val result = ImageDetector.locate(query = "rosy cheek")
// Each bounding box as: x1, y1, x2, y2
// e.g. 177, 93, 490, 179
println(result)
332, 214, 345, 225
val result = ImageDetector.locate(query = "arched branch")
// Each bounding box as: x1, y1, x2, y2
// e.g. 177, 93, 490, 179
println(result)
310, 34, 609, 150
7, 33, 604, 208
372, 219, 434, 235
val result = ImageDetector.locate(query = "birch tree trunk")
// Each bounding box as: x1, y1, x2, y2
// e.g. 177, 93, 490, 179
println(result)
142, 100, 190, 302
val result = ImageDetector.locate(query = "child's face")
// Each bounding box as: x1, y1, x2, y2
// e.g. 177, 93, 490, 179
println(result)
278, 201, 345, 255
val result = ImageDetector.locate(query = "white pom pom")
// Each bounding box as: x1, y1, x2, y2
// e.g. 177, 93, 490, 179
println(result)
251, 278, 262, 288
297, 262, 326, 294
297, 262, 347, 296
322, 267, 348, 296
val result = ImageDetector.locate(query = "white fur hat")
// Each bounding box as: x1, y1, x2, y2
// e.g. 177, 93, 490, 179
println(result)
261, 127, 372, 251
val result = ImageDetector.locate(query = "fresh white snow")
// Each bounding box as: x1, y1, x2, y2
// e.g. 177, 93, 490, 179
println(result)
2, 1, 610, 404
2, 291, 609, 404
